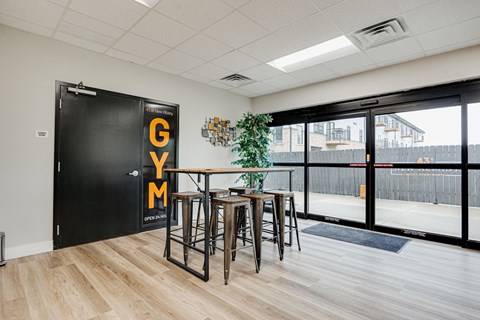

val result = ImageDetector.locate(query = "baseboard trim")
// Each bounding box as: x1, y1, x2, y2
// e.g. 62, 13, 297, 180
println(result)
6, 241, 53, 260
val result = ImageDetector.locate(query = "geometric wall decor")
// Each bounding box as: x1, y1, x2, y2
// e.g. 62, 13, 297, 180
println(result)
202, 116, 236, 146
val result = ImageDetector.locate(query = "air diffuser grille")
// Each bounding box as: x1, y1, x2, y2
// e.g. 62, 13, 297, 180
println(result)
350, 17, 410, 50
218, 74, 253, 88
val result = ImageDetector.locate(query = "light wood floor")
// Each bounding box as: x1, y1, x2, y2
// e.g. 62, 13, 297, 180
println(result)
2, 219, 480, 320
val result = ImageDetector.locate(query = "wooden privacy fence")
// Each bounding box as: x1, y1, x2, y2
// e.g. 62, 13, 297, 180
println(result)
266, 145, 480, 207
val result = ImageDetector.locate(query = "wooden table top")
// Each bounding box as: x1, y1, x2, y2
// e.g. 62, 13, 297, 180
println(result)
164, 167, 294, 174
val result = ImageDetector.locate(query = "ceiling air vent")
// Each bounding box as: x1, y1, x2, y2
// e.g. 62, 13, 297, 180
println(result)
350, 17, 410, 50
218, 74, 253, 88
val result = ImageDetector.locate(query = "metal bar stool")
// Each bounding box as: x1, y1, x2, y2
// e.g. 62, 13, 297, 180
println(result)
240, 193, 280, 270
264, 190, 301, 260
170, 191, 204, 265
211, 196, 258, 285
229, 187, 255, 246
193, 188, 229, 254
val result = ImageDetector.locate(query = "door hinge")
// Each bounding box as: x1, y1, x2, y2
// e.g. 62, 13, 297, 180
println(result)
57, 162, 61, 172
57, 225, 60, 236
59, 99, 62, 110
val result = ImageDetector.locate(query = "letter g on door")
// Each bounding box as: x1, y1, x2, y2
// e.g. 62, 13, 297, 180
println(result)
149, 118, 170, 147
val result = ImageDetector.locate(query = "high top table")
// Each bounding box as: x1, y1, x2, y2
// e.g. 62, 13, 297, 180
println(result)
164, 167, 294, 281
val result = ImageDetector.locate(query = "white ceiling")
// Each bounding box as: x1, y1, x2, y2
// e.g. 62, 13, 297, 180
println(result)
1, 0, 480, 97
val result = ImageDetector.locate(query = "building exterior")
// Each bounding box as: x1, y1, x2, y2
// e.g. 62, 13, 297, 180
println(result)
270, 114, 425, 152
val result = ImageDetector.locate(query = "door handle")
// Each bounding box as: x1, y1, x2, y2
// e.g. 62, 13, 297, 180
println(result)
128, 170, 139, 177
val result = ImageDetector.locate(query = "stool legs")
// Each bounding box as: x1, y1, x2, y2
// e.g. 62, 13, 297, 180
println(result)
182, 199, 192, 265
289, 197, 301, 251
223, 203, 258, 285
274, 196, 285, 260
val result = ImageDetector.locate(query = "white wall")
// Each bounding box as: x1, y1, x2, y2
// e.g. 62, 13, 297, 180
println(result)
0, 25, 251, 259
252, 45, 480, 114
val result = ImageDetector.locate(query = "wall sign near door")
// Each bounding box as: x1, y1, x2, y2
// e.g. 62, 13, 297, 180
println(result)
143, 103, 177, 228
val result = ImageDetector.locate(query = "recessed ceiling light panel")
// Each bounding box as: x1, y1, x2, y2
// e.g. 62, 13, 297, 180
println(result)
267, 36, 360, 73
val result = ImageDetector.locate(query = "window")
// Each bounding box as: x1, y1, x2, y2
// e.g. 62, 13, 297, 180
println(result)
273, 127, 283, 143
359, 129, 363, 143
297, 125, 304, 144
313, 123, 324, 134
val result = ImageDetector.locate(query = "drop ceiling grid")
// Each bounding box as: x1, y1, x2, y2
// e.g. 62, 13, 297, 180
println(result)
0, 0, 480, 97
69, 0, 148, 30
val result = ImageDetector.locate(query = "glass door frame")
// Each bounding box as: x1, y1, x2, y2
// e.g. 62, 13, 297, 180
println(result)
305, 111, 371, 229
370, 96, 464, 246
269, 77, 480, 249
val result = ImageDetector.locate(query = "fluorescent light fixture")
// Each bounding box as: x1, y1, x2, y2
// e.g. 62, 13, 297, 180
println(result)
267, 35, 359, 73
133, 0, 160, 8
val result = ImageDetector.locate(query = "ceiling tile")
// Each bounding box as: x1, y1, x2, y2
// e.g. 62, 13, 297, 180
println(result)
240, 81, 276, 94
404, 0, 480, 34
203, 11, 268, 49
239, 0, 318, 32
222, 0, 250, 9
207, 81, 235, 90
153, 0, 233, 30
275, 12, 342, 51
180, 72, 211, 83
70, 0, 147, 30
239, 33, 299, 62
187, 62, 232, 81
46, 0, 69, 6
418, 17, 480, 54
240, 64, 285, 81
106, 48, 149, 65
54, 31, 108, 53
365, 37, 424, 65
131, 11, 196, 48
0, 13, 53, 37
309, 0, 344, 10
56, 21, 115, 46
323, 52, 375, 74
0, 0, 64, 29
152, 49, 204, 72
397, 0, 439, 12
63, 10, 124, 39
212, 51, 261, 72
148, 62, 184, 75
113, 33, 170, 60
229, 87, 254, 96
262, 74, 306, 88
424, 39, 480, 56
323, 0, 403, 34
288, 64, 337, 83
176, 33, 232, 61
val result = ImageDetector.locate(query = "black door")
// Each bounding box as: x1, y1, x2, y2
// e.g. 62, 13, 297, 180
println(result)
54, 84, 143, 248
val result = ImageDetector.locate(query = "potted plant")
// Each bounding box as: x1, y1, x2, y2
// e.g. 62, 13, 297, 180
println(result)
232, 112, 273, 190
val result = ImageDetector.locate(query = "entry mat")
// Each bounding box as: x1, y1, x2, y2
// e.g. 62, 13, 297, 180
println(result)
302, 223, 411, 253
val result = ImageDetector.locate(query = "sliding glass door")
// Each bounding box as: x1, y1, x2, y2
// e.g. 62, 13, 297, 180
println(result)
268, 79, 480, 248
468, 102, 480, 241
373, 103, 462, 238
308, 115, 367, 225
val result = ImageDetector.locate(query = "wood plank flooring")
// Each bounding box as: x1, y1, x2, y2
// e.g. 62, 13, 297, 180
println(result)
2, 219, 480, 319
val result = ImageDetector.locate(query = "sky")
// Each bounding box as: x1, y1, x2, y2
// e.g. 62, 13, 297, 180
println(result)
398, 103, 480, 145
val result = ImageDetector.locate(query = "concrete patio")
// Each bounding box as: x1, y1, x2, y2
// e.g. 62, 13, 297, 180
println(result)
293, 192, 480, 240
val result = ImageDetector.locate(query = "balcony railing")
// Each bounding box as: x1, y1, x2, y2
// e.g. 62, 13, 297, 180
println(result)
326, 128, 350, 145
